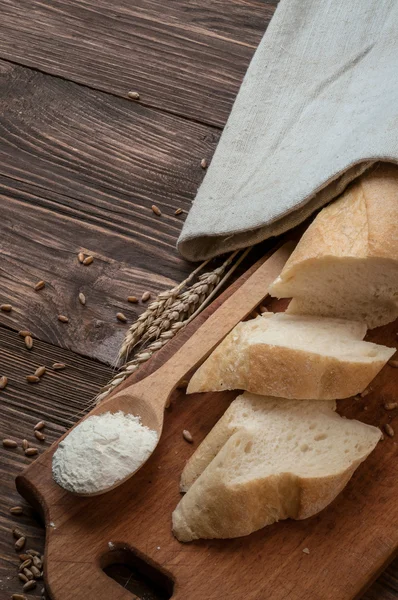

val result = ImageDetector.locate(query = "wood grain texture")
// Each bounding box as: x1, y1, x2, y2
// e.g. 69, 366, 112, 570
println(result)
0, 326, 111, 600
0, 0, 277, 127
0, 60, 220, 364
15, 259, 398, 600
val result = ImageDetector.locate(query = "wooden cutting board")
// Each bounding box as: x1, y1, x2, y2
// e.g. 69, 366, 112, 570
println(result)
16, 251, 398, 600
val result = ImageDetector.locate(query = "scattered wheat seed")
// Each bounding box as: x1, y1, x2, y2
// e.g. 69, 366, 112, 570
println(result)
388, 360, 398, 368
384, 423, 395, 437
12, 594, 27, 600
23, 580, 37, 592
23, 568, 34, 580
0, 303, 12, 312
77, 252, 85, 263
116, 312, 127, 323
182, 430, 193, 443
151, 204, 162, 216
31, 565, 41, 579
24, 336, 33, 350
52, 363, 66, 370
259, 305, 268, 313
13, 528, 26, 541
10, 506, 23, 515
19, 330, 31, 338
19, 554, 31, 562
19, 558, 32, 570
26, 550, 40, 557
302, 548, 310, 555
34, 366, 46, 378
26, 375, 40, 384
0, 375, 8, 389
58, 314, 69, 323
384, 402, 398, 410
34, 431, 45, 442
174, 208, 183, 215
3, 439, 18, 448
15, 537, 26, 551
141, 291, 151, 302
22, 439, 29, 450
18, 573, 29, 584
83, 255, 93, 266
32, 556, 42, 569
200, 158, 208, 169
127, 91, 140, 100
34, 421, 46, 431
360, 388, 370, 398
127, 296, 138, 303
78, 292, 86, 306
34, 280, 45, 291
25, 448, 38, 457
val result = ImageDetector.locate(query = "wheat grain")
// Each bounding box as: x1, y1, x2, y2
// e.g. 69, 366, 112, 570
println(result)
128, 91, 140, 100
34, 281, 45, 291
151, 205, 161, 216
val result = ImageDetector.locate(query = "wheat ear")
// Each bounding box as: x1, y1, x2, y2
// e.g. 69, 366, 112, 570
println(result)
95, 248, 250, 404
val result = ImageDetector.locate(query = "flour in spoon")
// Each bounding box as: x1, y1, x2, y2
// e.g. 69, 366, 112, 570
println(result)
52, 411, 158, 494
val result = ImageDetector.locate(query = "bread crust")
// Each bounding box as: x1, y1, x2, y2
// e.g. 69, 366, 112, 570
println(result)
274, 164, 398, 278
187, 317, 394, 400
173, 394, 381, 542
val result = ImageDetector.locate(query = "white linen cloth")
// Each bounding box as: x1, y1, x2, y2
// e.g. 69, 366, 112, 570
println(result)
178, 0, 398, 261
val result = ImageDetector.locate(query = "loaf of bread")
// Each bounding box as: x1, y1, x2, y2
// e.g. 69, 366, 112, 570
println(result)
269, 164, 398, 329
172, 393, 381, 542
187, 312, 394, 399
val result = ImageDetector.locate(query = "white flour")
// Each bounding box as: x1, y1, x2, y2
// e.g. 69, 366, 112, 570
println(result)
52, 411, 158, 494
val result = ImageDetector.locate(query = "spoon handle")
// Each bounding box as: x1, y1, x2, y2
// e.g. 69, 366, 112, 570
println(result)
132, 243, 293, 407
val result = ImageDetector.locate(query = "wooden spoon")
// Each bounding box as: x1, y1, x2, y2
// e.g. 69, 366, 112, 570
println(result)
53, 243, 292, 496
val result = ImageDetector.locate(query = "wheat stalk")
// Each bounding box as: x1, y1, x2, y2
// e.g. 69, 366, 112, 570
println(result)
119, 259, 211, 360
95, 248, 251, 405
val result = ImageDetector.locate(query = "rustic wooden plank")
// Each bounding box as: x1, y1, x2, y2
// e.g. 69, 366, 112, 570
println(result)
0, 325, 111, 600
0, 0, 277, 127
0, 60, 220, 364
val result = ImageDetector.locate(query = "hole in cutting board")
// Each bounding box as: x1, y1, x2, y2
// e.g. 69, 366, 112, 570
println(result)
102, 548, 174, 600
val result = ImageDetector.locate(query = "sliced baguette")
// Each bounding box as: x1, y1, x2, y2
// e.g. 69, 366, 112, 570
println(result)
269, 164, 398, 329
187, 312, 394, 400
173, 393, 381, 542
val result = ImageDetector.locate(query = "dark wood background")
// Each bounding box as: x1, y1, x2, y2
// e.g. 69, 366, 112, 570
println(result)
0, 1, 396, 598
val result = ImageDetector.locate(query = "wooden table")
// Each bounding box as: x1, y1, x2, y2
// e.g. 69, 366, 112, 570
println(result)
0, 2, 396, 598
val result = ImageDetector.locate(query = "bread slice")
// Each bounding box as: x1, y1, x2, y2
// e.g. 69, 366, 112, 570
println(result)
187, 312, 394, 400
269, 164, 398, 329
173, 393, 381, 542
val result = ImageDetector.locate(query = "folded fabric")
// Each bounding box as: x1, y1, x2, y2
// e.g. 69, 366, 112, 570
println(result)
178, 0, 398, 261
